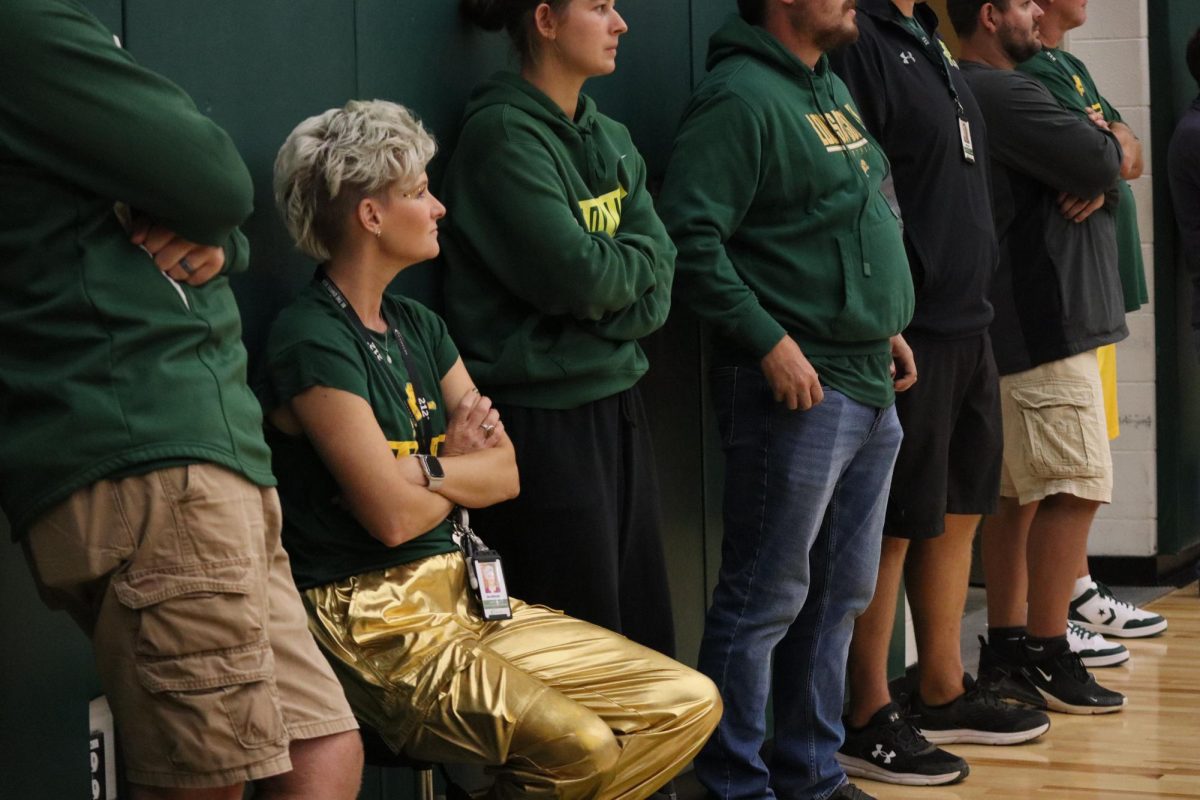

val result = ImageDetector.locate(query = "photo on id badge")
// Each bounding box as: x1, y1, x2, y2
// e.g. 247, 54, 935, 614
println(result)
473, 558, 510, 617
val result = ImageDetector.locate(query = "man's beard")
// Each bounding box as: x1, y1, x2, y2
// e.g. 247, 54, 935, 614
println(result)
999, 20, 1042, 63
806, 1, 860, 53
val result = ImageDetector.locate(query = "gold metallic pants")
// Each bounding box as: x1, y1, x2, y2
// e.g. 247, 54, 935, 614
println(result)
305, 553, 721, 799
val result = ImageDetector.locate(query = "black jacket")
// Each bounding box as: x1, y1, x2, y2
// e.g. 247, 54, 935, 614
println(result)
829, 0, 996, 339
960, 62, 1126, 375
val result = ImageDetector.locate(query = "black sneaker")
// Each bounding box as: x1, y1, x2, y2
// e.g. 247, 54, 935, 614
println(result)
976, 635, 1043, 708
836, 703, 969, 786
1020, 646, 1126, 714
829, 783, 878, 800
913, 674, 1050, 745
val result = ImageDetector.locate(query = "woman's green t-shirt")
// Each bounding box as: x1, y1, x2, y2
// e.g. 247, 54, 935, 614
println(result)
263, 282, 459, 589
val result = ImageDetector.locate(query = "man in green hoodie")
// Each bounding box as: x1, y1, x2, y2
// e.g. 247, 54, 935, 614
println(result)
659, 2, 916, 798
0, 1, 360, 796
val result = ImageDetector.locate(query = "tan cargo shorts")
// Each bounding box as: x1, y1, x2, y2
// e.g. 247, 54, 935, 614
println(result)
998, 350, 1113, 505
23, 463, 357, 788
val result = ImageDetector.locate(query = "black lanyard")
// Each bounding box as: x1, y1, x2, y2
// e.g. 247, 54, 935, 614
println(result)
898, 12, 966, 119
316, 269, 435, 455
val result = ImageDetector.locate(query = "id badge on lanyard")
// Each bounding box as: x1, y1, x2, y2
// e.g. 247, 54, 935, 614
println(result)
452, 509, 513, 621
959, 117, 976, 164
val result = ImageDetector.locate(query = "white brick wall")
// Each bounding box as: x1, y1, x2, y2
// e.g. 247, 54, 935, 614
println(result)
1069, 0, 1158, 557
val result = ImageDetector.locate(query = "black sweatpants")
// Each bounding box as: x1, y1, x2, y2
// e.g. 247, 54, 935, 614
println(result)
470, 386, 677, 657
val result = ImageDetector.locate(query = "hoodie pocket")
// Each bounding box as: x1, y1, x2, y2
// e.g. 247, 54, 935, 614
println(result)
832, 217, 913, 341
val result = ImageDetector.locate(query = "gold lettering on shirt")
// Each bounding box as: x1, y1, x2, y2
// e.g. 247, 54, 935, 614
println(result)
807, 107, 869, 154
578, 186, 629, 236
1073, 74, 1086, 96
939, 39, 958, 68
388, 435, 446, 458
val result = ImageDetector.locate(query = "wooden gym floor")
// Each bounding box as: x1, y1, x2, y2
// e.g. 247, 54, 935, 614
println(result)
870, 583, 1200, 799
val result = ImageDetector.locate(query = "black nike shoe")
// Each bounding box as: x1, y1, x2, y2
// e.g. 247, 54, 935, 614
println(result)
836, 703, 969, 786
976, 635, 1043, 708
1019, 647, 1126, 714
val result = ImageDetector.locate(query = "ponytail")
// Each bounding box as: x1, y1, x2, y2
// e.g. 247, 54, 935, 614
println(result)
460, 0, 570, 65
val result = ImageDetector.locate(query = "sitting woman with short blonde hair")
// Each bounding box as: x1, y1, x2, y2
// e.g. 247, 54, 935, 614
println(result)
262, 99, 721, 800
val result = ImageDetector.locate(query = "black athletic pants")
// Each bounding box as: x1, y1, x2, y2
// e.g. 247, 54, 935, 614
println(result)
470, 385, 677, 657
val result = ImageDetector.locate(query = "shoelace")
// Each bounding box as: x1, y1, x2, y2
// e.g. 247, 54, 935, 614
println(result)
885, 712, 932, 754
1068, 621, 1102, 642
1054, 649, 1092, 683
1093, 580, 1138, 612
964, 681, 1012, 711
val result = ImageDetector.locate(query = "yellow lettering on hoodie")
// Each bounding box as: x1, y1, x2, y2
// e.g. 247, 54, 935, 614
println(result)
578, 186, 629, 235
808, 108, 868, 154
807, 113, 840, 148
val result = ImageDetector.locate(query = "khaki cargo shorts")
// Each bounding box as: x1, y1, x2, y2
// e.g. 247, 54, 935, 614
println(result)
23, 463, 356, 789
998, 350, 1113, 505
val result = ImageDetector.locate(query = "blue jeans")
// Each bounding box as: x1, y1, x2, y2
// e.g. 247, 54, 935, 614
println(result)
696, 367, 902, 800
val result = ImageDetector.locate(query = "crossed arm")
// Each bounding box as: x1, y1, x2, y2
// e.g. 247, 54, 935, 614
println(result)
273, 358, 520, 548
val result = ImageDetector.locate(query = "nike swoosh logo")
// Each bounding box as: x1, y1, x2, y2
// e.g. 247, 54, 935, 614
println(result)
1027, 644, 1044, 652
1036, 667, 1053, 682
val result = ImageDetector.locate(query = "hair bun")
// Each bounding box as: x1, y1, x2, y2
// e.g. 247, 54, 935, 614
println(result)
460, 0, 512, 31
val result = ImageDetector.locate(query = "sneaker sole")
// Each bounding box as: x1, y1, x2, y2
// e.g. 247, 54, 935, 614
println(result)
1036, 687, 1126, 715
835, 754, 968, 786
1075, 618, 1167, 638
1079, 649, 1131, 668
918, 721, 1050, 746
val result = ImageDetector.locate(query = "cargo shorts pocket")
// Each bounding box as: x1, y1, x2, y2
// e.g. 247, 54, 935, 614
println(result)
1010, 382, 1104, 480
113, 560, 287, 764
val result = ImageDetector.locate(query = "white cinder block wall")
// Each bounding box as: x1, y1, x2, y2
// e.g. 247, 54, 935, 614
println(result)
1067, 0, 1158, 558
905, 0, 1157, 668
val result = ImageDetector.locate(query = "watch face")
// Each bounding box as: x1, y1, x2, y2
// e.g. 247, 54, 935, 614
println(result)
424, 455, 445, 479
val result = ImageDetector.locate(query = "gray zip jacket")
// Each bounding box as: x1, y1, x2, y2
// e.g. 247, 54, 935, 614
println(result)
961, 61, 1126, 375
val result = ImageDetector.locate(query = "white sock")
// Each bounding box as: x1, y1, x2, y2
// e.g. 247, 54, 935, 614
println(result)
1072, 574, 1093, 600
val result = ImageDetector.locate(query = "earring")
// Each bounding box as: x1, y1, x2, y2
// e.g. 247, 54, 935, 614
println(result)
374, 227, 382, 238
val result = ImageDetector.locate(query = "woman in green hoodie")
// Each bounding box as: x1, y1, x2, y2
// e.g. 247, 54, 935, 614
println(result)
441, 0, 678, 656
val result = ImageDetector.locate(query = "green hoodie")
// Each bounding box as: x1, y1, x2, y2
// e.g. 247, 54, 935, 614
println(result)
440, 72, 675, 409
0, 0, 271, 536
659, 16, 914, 408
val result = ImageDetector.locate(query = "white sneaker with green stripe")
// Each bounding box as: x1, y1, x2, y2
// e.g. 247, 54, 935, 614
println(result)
1068, 580, 1167, 638
1067, 621, 1128, 667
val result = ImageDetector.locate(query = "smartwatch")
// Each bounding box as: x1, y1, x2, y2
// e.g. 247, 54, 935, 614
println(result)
417, 454, 444, 491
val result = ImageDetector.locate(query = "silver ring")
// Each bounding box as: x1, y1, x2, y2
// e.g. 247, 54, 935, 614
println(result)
480, 423, 496, 436
178, 258, 197, 276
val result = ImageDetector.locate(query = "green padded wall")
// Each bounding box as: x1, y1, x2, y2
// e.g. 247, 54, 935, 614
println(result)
0, 2, 725, 798
1150, 1, 1200, 558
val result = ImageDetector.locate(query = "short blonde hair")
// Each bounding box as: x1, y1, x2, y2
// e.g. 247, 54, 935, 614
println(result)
274, 100, 437, 261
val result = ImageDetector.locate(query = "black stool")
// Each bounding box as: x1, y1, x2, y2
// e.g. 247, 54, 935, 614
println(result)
359, 723, 435, 800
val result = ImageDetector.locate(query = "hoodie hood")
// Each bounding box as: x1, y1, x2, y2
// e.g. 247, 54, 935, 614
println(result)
461, 71, 609, 185
706, 13, 829, 85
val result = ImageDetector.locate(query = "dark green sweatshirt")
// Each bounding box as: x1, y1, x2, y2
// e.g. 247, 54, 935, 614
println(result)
0, 0, 271, 536
440, 72, 676, 409
659, 16, 914, 408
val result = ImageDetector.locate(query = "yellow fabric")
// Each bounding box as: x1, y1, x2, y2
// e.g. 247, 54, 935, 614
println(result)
1097, 343, 1120, 440
305, 553, 721, 800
